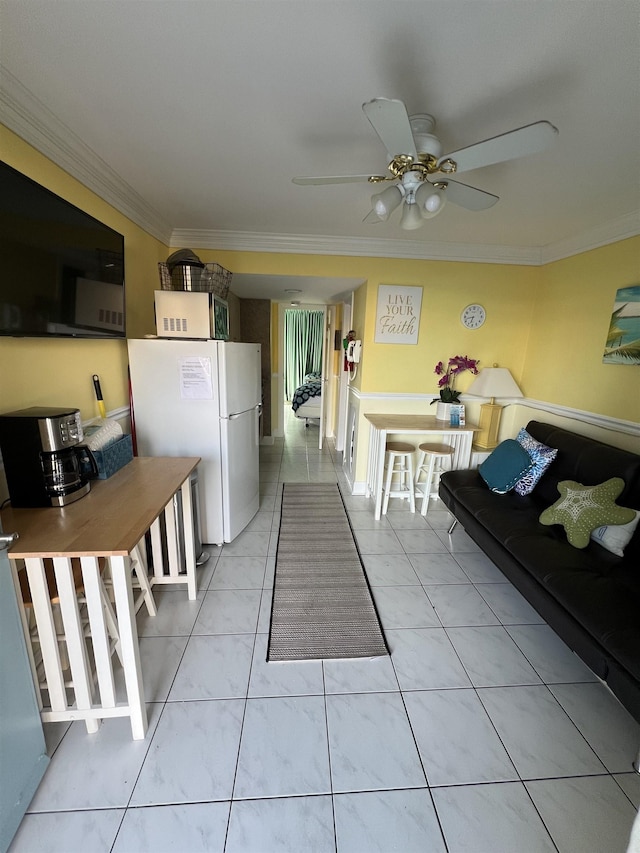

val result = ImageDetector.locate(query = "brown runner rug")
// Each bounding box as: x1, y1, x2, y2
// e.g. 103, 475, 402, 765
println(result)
268, 483, 389, 661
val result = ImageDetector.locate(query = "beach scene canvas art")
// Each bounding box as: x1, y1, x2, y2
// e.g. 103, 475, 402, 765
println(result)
603, 284, 640, 365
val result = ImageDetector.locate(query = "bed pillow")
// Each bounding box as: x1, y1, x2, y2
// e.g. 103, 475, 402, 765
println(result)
590, 510, 640, 556
514, 427, 558, 496
539, 477, 636, 548
478, 439, 534, 494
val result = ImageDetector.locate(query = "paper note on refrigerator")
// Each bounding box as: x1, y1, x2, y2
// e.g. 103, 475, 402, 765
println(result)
179, 356, 213, 400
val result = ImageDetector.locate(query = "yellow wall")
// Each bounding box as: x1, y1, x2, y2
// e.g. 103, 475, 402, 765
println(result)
524, 237, 640, 420
0, 127, 167, 420
196, 246, 639, 425
357, 261, 538, 397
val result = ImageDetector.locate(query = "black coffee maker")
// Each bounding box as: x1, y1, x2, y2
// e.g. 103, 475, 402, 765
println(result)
0, 406, 98, 507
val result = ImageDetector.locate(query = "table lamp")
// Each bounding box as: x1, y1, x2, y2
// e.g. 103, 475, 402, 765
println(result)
467, 366, 523, 449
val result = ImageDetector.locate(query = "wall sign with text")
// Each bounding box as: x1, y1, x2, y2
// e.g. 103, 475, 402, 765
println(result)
374, 285, 423, 344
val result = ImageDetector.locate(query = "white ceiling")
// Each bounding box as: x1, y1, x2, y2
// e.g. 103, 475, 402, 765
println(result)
1, 1, 639, 302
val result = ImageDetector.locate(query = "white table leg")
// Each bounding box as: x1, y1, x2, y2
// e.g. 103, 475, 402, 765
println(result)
180, 478, 197, 600
10, 560, 44, 711
451, 431, 473, 469
80, 556, 117, 708
149, 516, 165, 581
366, 422, 376, 499
52, 557, 99, 734
374, 428, 387, 521
164, 500, 180, 578
24, 557, 67, 711
109, 556, 147, 740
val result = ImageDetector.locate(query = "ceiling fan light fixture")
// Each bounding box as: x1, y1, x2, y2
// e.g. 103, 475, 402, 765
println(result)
415, 182, 447, 219
400, 200, 424, 230
371, 184, 403, 220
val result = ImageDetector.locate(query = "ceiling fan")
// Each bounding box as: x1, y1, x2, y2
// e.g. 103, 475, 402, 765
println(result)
292, 98, 559, 230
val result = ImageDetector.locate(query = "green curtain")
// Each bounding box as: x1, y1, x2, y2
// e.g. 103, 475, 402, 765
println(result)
284, 309, 324, 400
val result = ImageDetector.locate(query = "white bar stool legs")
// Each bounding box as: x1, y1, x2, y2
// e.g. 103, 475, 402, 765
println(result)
382, 442, 416, 514
129, 539, 157, 616
414, 442, 454, 516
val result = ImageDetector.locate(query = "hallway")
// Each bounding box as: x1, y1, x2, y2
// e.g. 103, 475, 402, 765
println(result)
9, 410, 640, 852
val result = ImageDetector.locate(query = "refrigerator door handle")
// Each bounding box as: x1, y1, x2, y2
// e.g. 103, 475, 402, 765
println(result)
228, 406, 260, 420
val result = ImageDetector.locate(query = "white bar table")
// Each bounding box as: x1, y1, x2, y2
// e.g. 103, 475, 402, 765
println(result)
364, 414, 479, 520
1, 456, 200, 740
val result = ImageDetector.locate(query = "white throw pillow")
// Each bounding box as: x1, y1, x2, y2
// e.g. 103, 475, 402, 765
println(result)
590, 510, 640, 556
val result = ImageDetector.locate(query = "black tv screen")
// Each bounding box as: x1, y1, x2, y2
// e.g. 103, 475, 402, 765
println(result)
0, 161, 125, 339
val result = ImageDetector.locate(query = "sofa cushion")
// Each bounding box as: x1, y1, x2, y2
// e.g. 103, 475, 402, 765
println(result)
503, 532, 640, 682
478, 439, 533, 493
525, 422, 640, 510
514, 427, 558, 496
539, 478, 636, 548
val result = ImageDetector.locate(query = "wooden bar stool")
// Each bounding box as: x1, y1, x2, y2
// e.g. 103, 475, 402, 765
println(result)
382, 441, 416, 514
414, 442, 454, 516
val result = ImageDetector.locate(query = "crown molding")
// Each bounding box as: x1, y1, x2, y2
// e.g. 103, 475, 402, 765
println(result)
172, 212, 639, 263
0, 68, 172, 245
169, 228, 543, 265
2, 68, 637, 265
539, 211, 640, 264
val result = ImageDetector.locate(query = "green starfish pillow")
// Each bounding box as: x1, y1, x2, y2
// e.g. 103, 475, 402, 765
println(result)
539, 477, 636, 548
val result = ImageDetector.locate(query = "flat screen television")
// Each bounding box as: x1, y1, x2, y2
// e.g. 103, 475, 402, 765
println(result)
0, 161, 125, 339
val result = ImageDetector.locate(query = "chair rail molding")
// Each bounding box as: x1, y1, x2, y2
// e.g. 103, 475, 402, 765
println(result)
347, 386, 640, 438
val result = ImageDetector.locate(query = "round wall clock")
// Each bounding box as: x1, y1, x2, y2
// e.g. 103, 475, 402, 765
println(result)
461, 303, 486, 329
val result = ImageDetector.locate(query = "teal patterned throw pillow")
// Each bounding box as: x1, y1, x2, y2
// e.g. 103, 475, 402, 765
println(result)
478, 439, 534, 494
514, 428, 558, 496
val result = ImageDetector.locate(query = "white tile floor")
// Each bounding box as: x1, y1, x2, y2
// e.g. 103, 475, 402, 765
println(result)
9, 410, 640, 853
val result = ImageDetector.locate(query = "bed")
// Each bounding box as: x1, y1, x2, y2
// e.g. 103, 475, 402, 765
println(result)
291, 373, 322, 425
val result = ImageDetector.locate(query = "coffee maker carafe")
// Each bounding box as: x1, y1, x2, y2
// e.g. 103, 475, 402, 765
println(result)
0, 407, 98, 507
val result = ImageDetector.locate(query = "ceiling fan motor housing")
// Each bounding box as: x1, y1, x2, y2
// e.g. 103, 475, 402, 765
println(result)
409, 114, 443, 159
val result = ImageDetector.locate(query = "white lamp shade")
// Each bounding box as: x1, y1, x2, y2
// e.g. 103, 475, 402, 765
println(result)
467, 367, 523, 399
400, 201, 424, 230
415, 182, 447, 219
371, 185, 403, 220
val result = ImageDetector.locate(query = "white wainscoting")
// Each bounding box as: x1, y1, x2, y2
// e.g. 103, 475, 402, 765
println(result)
345, 387, 639, 495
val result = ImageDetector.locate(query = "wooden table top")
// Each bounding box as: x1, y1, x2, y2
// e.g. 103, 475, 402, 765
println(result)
364, 414, 479, 432
1, 457, 200, 559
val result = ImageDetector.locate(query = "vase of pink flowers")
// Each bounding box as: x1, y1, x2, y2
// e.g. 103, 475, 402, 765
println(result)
431, 355, 479, 420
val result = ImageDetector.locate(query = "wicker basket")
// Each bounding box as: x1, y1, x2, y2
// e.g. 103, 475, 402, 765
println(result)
158, 262, 172, 290
157, 262, 232, 299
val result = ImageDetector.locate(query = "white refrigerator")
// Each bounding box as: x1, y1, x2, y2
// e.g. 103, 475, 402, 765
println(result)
128, 338, 261, 545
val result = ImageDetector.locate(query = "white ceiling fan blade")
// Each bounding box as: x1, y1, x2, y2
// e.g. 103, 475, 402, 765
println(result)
292, 174, 384, 185
439, 120, 559, 174
362, 98, 418, 161
363, 209, 384, 224
441, 179, 499, 211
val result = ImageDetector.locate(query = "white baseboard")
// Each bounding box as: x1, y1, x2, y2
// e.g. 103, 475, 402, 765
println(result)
351, 481, 367, 496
